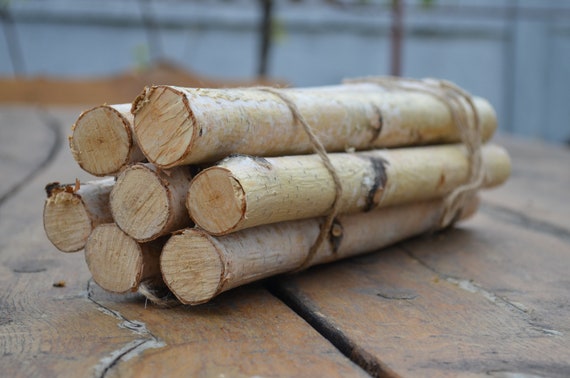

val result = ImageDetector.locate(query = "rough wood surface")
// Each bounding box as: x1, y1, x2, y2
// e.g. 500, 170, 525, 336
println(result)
272, 211, 570, 377
94, 284, 368, 378
69, 104, 145, 176
132, 83, 497, 168
481, 134, 570, 233
0, 106, 60, 205
162, 197, 478, 305
0, 106, 141, 378
0, 106, 367, 378
84, 224, 165, 294
187, 144, 510, 235
43, 178, 114, 252
110, 163, 193, 242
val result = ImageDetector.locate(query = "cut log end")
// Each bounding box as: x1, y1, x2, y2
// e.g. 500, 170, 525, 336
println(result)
84, 224, 145, 293
43, 192, 92, 252
111, 165, 171, 241
187, 167, 246, 235
133, 86, 195, 168
70, 105, 134, 176
161, 229, 224, 305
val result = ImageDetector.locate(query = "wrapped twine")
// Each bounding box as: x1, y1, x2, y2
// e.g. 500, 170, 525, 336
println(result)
342, 77, 484, 228
261, 77, 485, 270
257, 87, 344, 272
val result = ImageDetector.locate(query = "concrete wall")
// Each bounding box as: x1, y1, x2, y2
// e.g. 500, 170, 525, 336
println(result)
1, 0, 569, 143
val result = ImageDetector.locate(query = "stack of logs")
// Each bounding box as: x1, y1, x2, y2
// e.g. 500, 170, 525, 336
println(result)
43, 79, 511, 306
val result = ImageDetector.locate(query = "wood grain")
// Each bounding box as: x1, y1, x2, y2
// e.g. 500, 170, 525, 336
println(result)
405, 211, 570, 336
0, 107, 142, 378
482, 135, 570, 233
43, 178, 114, 252
84, 224, 164, 294
272, 212, 570, 377
0, 106, 59, 204
90, 284, 368, 378
110, 164, 193, 241
69, 104, 144, 176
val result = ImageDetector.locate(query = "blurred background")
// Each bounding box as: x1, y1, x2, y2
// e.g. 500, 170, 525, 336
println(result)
1, 0, 569, 144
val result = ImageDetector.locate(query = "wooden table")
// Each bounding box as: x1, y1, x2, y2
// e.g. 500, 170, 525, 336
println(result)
1, 105, 569, 377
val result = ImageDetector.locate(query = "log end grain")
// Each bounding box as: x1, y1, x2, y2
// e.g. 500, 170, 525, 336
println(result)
132, 86, 195, 168
84, 224, 146, 293
110, 164, 173, 241
161, 229, 224, 305
186, 167, 246, 235
43, 192, 92, 252
69, 105, 136, 176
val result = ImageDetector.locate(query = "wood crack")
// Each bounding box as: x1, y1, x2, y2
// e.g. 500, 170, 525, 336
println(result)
86, 279, 166, 378
401, 246, 563, 337
480, 203, 570, 242
267, 280, 399, 378
95, 339, 147, 378
0, 107, 62, 207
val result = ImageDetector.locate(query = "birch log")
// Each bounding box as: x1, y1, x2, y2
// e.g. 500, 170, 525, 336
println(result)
69, 104, 145, 176
132, 83, 497, 168
110, 163, 193, 242
84, 223, 164, 293
43, 178, 114, 252
187, 144, 510, 235
162, 196, 478, 305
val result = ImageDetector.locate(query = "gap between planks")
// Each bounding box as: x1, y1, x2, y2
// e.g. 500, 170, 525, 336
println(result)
266, 281, 398, 378
267, 247, 564, 378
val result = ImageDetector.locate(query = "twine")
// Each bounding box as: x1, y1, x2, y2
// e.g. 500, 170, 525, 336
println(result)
343, 76, 485, 228
138, 279, 180, 308
254, 77, 483, 270
257, 87, 344, 271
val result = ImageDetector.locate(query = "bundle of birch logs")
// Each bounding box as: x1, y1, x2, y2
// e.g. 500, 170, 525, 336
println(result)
43, 78, 511, 305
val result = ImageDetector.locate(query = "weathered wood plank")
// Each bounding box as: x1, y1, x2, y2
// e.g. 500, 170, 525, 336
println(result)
273, 212, 570, 377
405, 212, 570, 331
482, 135, 570, 232
0, 106, 60, 204
0, 106, 367, 377
0, 255, 141, 378
0, 106, 145, 378
0, 107, 92, 243
89, 284, 368, 378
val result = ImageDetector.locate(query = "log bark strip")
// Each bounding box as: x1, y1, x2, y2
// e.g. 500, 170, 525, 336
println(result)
110, 163, 193, 242
161, 196, 478, 305
69, 104, 145, 176
132, 83, 497, 168
43, 178, 114, 252
84, 223, 164, 293
187, 144, 510, 235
